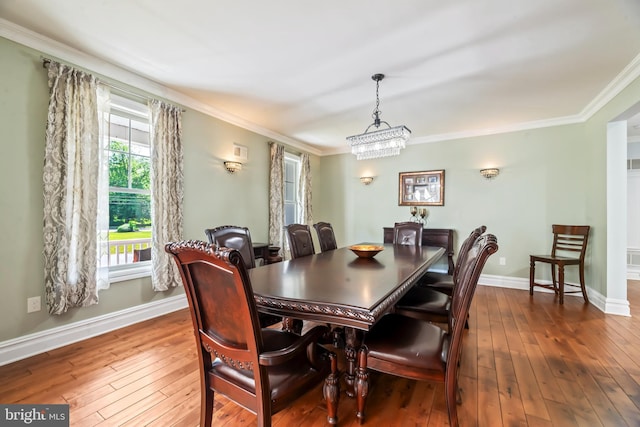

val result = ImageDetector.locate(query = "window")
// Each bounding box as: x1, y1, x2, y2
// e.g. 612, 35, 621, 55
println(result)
101, 94, 152, 280
284, 153, 300, 226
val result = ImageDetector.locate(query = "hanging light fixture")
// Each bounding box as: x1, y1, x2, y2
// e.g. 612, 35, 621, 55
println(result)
347, 73, 411, 160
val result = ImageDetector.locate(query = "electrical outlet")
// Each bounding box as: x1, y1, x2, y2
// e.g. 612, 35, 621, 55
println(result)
27, 296, 41, 313
499, 257, 506, 266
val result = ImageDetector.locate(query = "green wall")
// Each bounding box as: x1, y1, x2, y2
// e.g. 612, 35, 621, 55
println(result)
316, 124, 591, 279
0, 37, 317, 342
2, 32, 640, 346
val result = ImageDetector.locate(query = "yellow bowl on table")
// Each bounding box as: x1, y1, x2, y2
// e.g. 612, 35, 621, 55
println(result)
348, 244, 384, 259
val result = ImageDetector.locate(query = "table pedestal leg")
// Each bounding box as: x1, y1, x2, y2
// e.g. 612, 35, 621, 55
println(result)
354, 347, 369, 424
344, 327, 363, 398
323, 352, 340, 425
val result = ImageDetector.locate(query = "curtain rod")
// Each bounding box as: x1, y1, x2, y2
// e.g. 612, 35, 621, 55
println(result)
41, 56, 186, 112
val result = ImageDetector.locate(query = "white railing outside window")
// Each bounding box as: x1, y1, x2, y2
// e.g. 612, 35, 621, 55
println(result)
102, 238, 152, 266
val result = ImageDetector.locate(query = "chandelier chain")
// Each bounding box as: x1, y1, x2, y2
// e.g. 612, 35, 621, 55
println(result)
373, 78, 380, 119
346, 72, 410, 160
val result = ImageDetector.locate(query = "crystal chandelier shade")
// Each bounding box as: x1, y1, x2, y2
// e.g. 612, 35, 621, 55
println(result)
346, 73, 410, 160
348, 125, 410, 160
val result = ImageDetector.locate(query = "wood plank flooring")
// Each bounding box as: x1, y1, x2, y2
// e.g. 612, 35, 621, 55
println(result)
1, 283, 640, 426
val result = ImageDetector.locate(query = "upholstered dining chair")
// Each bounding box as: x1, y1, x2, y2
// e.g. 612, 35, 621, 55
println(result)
419, 225, 487, 295
286, 224, 316, 259
354, 234, 498, 427
205, 225, 281, 327
205, 225, 256, 267
165, 241, 339, 427
394, 225, 487, 326
393, 222, 423, 246
313, 222, 338, 252
530, 224, 590, 304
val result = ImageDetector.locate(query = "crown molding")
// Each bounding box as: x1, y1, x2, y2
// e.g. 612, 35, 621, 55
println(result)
580, 52, 640, 121
3, 17, 639, 158
0, 18, 322, 156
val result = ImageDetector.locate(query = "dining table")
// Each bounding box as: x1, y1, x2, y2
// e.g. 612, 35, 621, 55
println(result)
248, 242, 445, 424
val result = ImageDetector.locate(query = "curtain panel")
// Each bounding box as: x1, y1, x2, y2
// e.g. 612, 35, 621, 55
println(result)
299, 153, 313, 225
43, 61, 101, 314
149, 100, 184, 291
268, 142, 285, 254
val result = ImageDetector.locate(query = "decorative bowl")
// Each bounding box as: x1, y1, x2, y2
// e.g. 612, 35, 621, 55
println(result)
348, 244, 384, 259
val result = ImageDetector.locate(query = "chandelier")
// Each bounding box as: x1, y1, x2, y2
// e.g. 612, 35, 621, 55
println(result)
347, 73, 411, 160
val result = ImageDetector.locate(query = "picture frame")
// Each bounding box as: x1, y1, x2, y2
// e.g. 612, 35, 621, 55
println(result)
398, 170, 445, 206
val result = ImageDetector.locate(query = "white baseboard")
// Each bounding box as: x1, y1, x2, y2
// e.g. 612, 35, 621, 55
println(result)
0, 274, 631, 366
478, 274, 628, 316
0, 294, 188, 366
627, 266, 640, 280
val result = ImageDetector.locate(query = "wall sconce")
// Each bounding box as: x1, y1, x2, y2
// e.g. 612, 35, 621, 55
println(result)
224, 161, 243, 174
480, 168, 500, 180
360, 176, 374, 185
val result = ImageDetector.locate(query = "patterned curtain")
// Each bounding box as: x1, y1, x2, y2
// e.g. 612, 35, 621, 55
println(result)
268, 142, 285, 253
43, 61, 101, 314
149, 100, 184, 291
96, 85, 111, 290
299, 153, 313, 225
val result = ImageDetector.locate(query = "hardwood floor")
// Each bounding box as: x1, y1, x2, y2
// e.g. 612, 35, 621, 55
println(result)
1, 284, 640, 426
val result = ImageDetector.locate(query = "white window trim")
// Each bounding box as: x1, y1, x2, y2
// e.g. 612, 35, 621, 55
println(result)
284, 153, 301, 226
105, 93, 153, 284
109, 262, 151, 283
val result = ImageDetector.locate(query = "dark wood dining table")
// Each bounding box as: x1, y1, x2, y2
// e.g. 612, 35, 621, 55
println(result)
248, 243, 445, 424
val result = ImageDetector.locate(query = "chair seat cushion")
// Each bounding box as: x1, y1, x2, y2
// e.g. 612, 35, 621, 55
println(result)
209, 328, 328, 404
364, 314, 447, 375
396, 286, 450, 316
421, 280, 454, 296
420, 271, 452, 285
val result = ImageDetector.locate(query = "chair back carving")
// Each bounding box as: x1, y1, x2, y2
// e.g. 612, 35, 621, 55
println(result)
393, 222, 423, 247
550, 224, 590, 261
286, 224, 315, 259
313, 222, 338, 252
166, 241, 265, 388
165, 240, 335, 426
205, 225, 256, 268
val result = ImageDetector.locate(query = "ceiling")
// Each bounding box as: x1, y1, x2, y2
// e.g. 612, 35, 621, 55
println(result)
2, 0, 640, 154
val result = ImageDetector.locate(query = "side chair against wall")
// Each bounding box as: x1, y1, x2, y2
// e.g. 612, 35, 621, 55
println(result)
165, 241, 339, 427
205, 225, 281, 327
286, 224, 316, 259
530, 224, 591, 304
354, 234, 498, 427
393, 222, 423, 246
313, 222, 338, 252
394, 225, 487, 327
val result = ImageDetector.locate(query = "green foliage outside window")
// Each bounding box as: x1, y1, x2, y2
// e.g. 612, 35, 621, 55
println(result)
108, 140, 151, 229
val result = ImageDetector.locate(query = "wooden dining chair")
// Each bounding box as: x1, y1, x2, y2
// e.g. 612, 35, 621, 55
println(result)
313, 222, 338, 252
530, 224, 590, 304
205, 225, 281, 327
394, 225, 487, 326
393, 222, 423, 246
354, 234, 498, 427
165, 240, 339, 427
286, 223, 316, 259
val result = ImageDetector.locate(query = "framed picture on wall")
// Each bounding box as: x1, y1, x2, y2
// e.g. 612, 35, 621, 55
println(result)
398, 170, 445, 206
